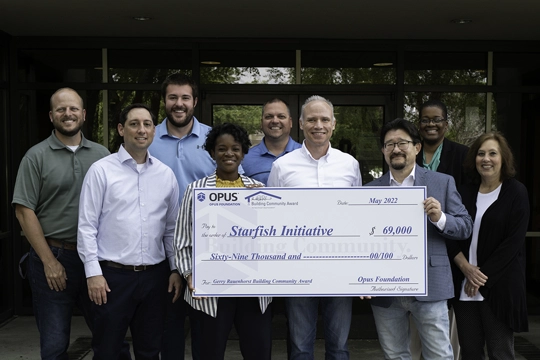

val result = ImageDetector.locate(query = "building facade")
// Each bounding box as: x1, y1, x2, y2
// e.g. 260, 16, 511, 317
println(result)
1, 34, 539, 325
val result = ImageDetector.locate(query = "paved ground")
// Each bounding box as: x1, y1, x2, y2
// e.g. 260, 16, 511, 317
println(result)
2, 313, 540, 359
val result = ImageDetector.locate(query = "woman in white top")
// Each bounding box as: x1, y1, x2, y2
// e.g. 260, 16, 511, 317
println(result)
447, 132, 529, 359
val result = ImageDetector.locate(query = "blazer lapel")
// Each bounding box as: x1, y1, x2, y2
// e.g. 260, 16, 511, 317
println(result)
436, 138, 451, 174
413, 166, 427, 187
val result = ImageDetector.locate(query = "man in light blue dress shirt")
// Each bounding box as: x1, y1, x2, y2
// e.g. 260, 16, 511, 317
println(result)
78, 103, 181, 360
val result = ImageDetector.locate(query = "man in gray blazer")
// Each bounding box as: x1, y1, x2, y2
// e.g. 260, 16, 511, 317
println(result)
364, 118, 472, 360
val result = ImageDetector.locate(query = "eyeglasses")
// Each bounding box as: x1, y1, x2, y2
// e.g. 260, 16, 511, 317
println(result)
383, 140, 413, 152
420, 117, 446, 124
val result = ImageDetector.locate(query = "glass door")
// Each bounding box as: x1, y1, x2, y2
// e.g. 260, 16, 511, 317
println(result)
203, 93, 394, 184
202, 92, 394, 338
299, 94, 394, 184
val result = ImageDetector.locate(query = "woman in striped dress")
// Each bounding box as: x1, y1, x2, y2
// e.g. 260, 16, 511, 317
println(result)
174, 123, 272, 360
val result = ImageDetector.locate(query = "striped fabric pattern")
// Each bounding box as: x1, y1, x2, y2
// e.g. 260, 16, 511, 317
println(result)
174, 172, 272, 318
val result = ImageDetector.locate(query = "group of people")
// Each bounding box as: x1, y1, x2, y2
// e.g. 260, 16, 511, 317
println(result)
12, 73, 529, 360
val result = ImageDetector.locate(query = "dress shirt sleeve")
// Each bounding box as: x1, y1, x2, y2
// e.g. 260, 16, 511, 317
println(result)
438, 176, 472, 240
77, 164, 106, 278
164, 179, 180, 271
267, 162, 281, 187
174, 182, 195, 276
353, 159, 362, 186
429, 212, 446, 231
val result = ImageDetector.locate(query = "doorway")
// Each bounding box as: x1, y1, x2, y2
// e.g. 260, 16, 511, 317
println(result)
202, 93, 394, 185
202, 92, 395, 338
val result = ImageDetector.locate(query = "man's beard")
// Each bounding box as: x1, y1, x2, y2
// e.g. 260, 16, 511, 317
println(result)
390, 154, 407, 170
166, 108, 194, 128
55, 122, 82, 137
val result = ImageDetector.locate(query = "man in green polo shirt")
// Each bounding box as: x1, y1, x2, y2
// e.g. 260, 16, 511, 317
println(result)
12, 88, 110, 359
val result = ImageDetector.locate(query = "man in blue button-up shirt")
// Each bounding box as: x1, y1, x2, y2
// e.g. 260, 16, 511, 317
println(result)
242, 98, 301, 185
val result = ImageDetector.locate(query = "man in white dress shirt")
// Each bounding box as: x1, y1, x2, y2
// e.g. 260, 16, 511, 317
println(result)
78, 103, 181, 360
268, 95, 361, 360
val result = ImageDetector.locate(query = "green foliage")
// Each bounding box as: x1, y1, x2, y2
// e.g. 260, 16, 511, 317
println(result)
404, 92, 486, 147
212, 105, 261, 135
405, 69, 486, 86
97, 65, 489, 166
301, 67, 395, 85
332, 106, 384, 182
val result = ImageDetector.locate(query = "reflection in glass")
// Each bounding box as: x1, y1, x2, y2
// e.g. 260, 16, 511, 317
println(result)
87, 91, 104, 146
109, 69, 192, 84
109, 90, 163, 152
108, 49, 192, 84
494, 53, 540, 86
212, 105, 263, 144
491, 93, 540, 302
200, 50, 295, 84
301, 51, 396, 85
201, 67, 294, 84
301, 68, 395, 85
17, 49, 102, 83
404, 92, 486, 147
491, 93, 538, 209
404, 52, 486, 85
0, 45, 6, 81
332, 106, 384, 182
0, 91, 7, 233
529, 237, 540, 298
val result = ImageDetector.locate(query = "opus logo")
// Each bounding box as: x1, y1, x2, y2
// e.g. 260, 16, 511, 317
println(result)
208, 192, 239, 202
197, 193, 206, 202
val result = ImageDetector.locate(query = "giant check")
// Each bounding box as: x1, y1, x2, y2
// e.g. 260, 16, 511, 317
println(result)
192, 187, 427, 297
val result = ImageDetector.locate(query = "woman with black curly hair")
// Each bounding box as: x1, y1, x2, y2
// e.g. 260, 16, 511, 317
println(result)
173, 123, 272, 360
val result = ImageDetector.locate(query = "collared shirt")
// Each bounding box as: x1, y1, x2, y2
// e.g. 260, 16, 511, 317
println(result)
267, 141, 361, 187
389, 165, 416, 187
78, 145, 180, 278
242, 136, 301, 185
12, 130, 110, 242
389, 164, 446, 230
148, 117, 216, 199
423, 142, 443, 172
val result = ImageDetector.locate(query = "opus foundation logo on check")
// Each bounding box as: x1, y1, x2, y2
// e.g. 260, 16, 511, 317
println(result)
197, 191, 242, 207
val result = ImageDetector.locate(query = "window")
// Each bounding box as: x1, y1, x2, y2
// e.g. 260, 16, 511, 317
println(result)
17, 49, 102, 83
404, 92, 487, 146
200, 50, 295, 84
108, 49, 192, 84
405, 52, 486, 86
302, 51, 396, 85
